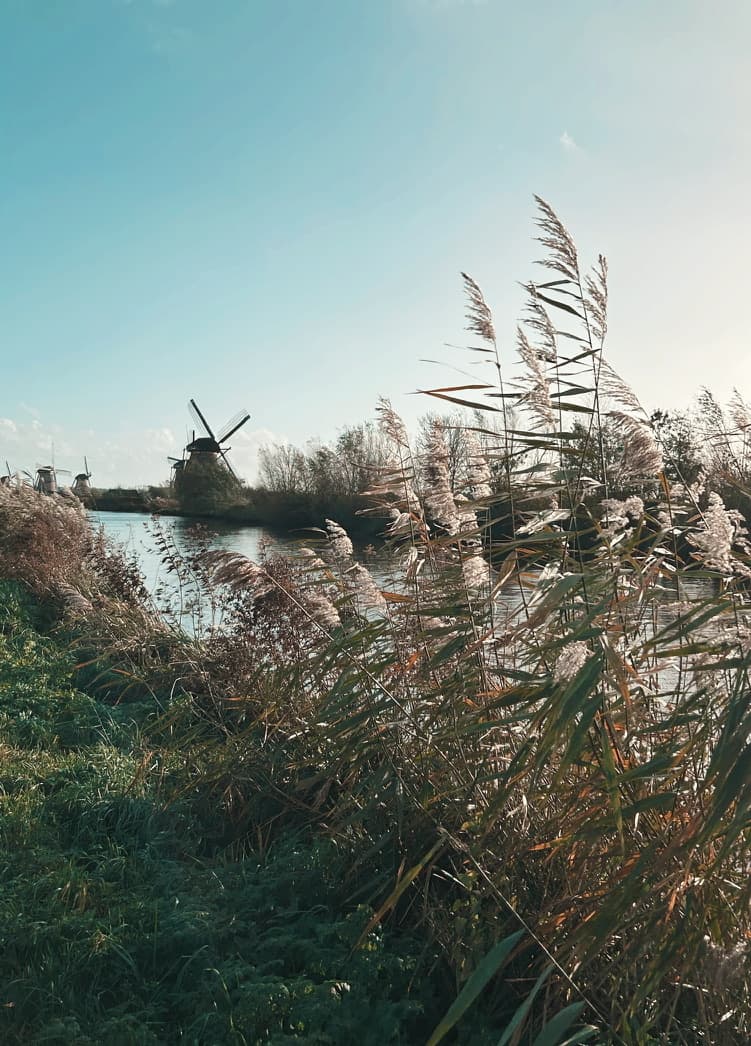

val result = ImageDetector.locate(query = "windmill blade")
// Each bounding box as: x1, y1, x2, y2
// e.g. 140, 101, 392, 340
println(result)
217, 410, 251, 444
84, 456, 90, 477
56, 468, 72, 476
218, 449, 236, 478
189, 399, 216, 441
168, 456, 182, 464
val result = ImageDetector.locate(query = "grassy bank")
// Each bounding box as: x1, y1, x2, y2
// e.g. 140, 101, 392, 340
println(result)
0, 495, 589, 1044
0, 582, 458, 1044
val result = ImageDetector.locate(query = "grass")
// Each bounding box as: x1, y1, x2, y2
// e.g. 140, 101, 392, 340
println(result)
0, 582, 456, 1045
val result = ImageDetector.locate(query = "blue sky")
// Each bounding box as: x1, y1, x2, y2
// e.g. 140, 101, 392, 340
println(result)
3, 0, 750, 485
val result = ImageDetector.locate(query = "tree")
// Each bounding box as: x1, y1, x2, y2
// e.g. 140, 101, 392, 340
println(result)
258, 444, 308, 493
258, 423, 391, 498
570, 417, 625, 494
650, 409, 704, 486
175, 458, 243, 515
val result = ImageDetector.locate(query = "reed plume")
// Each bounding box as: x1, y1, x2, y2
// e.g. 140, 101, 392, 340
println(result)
421, 420, 461, 535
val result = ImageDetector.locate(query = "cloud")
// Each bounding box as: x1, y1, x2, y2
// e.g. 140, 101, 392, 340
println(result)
144, 427, 177, 452
559, 131, 580, 153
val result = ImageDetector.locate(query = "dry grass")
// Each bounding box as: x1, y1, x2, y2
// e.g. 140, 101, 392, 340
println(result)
188, 199, 751, 1041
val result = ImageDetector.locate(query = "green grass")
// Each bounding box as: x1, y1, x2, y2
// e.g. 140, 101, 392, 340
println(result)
0, 581, 486, 1045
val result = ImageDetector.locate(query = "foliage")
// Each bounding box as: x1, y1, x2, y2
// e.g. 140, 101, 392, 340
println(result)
650, 408, 704, 486
0, 584, 462, 1045
246, 486, 381, 539
174, 456, 246, 516
258, 423, 392, 499
190, 198, 751, 1041
0, 485, 91, 594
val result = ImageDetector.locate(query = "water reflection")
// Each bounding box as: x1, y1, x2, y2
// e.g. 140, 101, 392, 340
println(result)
89, 511, 396, 613
89, 511, 290, 594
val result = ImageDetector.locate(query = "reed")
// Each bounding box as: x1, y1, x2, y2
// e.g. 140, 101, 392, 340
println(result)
193, 199, 751, 1041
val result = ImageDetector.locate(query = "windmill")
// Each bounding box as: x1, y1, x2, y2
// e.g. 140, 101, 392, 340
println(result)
34, 464, 71, 495
2, 462, 33, 488
184, 398, 251, 478
72, 457, 92, 498
168, 454, 186, 485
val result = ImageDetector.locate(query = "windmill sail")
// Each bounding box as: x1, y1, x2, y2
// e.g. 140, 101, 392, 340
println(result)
189, 399, 216, 441
217, 410, 251, 444
183, 399, 250, 480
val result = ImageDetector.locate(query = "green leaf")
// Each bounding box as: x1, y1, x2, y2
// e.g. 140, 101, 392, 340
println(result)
531, 1002, 589, 1046
357, 837, 446, 948
426, 931, 525, 1046
555, 1031, 599, 1046
496, 964, 553, 1046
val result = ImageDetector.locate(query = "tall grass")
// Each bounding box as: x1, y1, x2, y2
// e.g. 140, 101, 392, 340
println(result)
197, 199, 751, 1041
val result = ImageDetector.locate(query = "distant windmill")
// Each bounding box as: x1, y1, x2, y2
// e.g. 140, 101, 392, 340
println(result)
34, 463, 71, 495
184, 398, 251, 478
168, 454, 186, 485
3, 462, 33, 488
72, 457, 92, 498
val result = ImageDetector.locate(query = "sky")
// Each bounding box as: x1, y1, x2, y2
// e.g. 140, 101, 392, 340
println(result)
2, 0, 751, 487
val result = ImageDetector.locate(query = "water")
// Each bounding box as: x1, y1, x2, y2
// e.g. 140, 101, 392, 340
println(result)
89, 511, 721, 676
88, 511, 395, 627
89, 510, 295, 594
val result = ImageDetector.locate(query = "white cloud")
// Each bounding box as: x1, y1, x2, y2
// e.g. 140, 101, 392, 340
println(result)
559, 130, 579, 153
144, 427, 177, 452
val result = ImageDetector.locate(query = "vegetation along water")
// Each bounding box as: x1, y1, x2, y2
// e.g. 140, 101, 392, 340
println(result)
3, 201, 751, 1042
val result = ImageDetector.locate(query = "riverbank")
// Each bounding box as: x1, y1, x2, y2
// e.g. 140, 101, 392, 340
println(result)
89, 486, 386, 541
0, 581, 452, 1043
3, 438, 750, 1041
0, 487, 583, 1043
